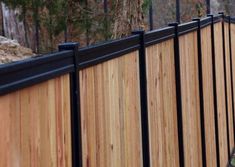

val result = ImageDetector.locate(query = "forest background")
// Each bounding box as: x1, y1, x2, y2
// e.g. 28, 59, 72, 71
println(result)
0, 0, 234, 53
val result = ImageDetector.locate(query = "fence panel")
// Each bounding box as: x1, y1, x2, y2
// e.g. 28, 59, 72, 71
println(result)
145, 39, 180, 167
79, 51, 143, 167
214, 21, 229, 166
224, 21, 235, 153
201, 25, 218, 167
0, 74, 72, 167
1, 15, 235, 167
178, 31, 202, 167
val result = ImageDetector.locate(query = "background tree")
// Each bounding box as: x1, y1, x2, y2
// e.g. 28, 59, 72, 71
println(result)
42, 0, 67, 51
1, 0, 43, 52
1, 0, 31, 47
1, 0, 234, 53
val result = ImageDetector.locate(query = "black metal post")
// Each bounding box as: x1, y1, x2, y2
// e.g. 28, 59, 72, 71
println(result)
85, 0, 89, 46
193, 18, 207, 167
176, 0, 180, 23
219, 12, 231, 157
104, 0, 108, 40
168, 22, 184, 167
149, 0, 154, 31
207, 14, 221, 167
58, 43, 82, 167
206, 0, 210, 14
104, 0, 108, 13
228, 16, 235, 144
132, 30, 150, 167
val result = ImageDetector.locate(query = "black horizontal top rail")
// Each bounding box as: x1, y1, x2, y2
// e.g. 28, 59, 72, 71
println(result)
178, 21, 198, 36
224, 16, 230, 23
0, 50, 74, 96
78, 35, 140, 69
213, 14, 222, 23
144, 27, 175, 47
200, 17, 212, 28
0, 14, 229, 97
176, 15, 222, 36
231, 17, 235, 24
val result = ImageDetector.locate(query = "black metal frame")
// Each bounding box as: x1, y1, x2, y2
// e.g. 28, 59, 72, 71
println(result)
132, 30, 150, 167
178, 21, 198, 36
230, 17, 235, 24
145, 27, 175, 47
200, 17, 212, 28
214, 15, 223, 23
0, 50, 74, 95
77, 35, 140, 69
206, 0, 210, 14
59, 43, 82, 167
149, 0, 153, 31
176, 0, 180, 23
168, 22, 185, 167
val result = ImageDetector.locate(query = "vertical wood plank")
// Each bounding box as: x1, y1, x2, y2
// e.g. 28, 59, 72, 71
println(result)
179, 31, 203, 167
224, 22, 235, 152
231, 23, 235, 124
201, 26, 218, 167
146, 39, 180, 167
80, 51, 143, 167
0, 74, 72, 167
214, 22, 229, 166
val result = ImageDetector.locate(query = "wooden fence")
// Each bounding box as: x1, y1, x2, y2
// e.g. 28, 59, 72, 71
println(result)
0, 13, 235, 167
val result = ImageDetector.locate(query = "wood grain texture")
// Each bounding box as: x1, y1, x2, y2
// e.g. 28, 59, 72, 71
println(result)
201, 26, 218, 167
179, 31, 202, 167
80, 51, 143, 167
0, 74, 72, 167
224, 22, 235, 152
231, 23, 235, 139
214, 22, 229, 166
146, 39, 180, 167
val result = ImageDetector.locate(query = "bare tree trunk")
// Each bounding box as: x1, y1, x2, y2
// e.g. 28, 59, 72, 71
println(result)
112, 0, 145, 38
1, 3, 27, 45
0, 3, 4, 36
224, 0, 230, 15
211, 0, 220, 14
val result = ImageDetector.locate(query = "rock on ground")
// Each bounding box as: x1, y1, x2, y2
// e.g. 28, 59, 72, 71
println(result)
0, 36, 35, 64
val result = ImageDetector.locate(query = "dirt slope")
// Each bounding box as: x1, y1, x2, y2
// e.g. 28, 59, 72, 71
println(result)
0, 36, 34, 64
